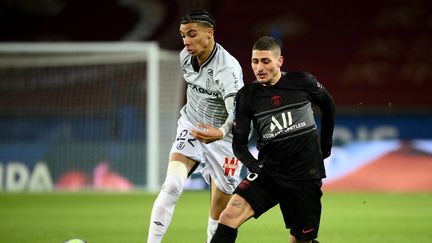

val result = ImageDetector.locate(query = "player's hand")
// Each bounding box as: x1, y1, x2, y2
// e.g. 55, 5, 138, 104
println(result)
321, 142, 332, 159
191, 124, 223, 144
249, 159, 277, 176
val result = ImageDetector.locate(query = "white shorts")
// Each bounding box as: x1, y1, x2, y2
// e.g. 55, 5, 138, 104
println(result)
170, 115, 243, 194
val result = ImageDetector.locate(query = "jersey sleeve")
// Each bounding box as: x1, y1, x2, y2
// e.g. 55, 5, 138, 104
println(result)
216, 60, 244, 137
305, 72, 336, 158
232, 87, 258, 169
216, 65, 244, 100
218, 96, 235, 137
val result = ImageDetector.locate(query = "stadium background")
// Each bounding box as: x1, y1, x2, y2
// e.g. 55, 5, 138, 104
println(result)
0, 0, 431, 193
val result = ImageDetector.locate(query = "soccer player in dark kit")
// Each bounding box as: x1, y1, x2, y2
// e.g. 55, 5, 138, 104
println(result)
210, 36, 336, 243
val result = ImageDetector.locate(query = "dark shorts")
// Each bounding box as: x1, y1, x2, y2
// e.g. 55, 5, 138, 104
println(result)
234, 173, 323, 240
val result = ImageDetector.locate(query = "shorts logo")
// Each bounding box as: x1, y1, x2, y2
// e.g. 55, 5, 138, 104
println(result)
154, 221, 165, 227
223, 157, 239, 176
227, 178, 236, 185
302, 228, 314, 234
176, 142, 185, 150
238, 179, 249, 190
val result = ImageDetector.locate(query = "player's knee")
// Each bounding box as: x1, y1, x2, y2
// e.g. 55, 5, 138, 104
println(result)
219, 195, 254, 227
161, 174, 185, 196
161, 161, 188, 196
218, 206, 242, 226
218, 209, 234, 225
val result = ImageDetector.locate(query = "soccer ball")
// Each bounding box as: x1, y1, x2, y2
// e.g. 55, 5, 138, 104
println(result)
64, 239, 87, 243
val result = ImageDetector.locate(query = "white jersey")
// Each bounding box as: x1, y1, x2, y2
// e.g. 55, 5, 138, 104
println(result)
179, 43, 244, 141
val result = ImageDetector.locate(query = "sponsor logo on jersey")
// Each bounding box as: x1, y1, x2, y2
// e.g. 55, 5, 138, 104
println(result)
187, 83, 221, 98
263, 111, 307, 139
270, 111, 293, 132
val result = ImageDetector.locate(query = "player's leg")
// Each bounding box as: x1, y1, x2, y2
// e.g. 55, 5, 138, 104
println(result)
290, 235, 319, 243
147, 153, 197, 243
211, 174, 278, 243
210, 193, 254, 243
206, 180, 233, 242
280, 179, 323, 243
201, 140, 244, 242
218, 193, 254, 227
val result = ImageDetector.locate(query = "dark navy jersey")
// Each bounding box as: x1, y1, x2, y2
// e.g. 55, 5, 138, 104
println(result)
232, 71, 336, 180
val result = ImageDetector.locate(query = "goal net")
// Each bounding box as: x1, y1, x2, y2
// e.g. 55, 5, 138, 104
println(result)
0, 42, 184, 192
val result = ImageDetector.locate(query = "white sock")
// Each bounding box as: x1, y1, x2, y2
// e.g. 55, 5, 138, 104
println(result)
147, 174, 185, 243
206, 216, 219, 243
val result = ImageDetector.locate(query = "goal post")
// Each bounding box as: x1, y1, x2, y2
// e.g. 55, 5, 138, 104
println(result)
0, 42, 184, 192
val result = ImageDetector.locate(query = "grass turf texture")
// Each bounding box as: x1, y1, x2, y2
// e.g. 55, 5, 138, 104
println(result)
0, 191, 431, 243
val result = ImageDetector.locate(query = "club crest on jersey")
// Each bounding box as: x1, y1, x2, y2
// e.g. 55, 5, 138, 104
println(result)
206, 69, 213, 89
271, 95, 282, 106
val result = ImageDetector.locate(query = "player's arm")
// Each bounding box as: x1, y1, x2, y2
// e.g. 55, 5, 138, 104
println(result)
191, 95, 234, 143
217, 65, 244, 139
316, 89, 336, 159
193, 65, 243, 143
232, 89, 259, 169
220, 95, 237, 135
306, 73, 336, 159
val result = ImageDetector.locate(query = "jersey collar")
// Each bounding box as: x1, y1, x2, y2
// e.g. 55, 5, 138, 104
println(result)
191, 43, 218, 72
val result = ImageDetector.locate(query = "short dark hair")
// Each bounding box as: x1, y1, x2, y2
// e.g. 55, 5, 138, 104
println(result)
253, 36, 281, 56
181, 9, 216, 28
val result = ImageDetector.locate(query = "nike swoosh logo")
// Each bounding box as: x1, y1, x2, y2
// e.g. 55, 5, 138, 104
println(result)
302, 228, 314, 234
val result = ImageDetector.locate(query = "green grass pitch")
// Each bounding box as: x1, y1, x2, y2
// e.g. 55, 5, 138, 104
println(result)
0, 191, 431, 243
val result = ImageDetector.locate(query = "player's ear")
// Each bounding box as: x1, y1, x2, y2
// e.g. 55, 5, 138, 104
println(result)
207, 27, 214, 39
278, 55, 284, 68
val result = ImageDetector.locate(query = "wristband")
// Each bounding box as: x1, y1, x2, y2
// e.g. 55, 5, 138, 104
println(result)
218, 127, 226, 138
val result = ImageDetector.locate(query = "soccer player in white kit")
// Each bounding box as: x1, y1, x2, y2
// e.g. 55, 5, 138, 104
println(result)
147, 9, 244, 243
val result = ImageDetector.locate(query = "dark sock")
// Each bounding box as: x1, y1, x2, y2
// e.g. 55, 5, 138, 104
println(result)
210, 223, 238, 243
